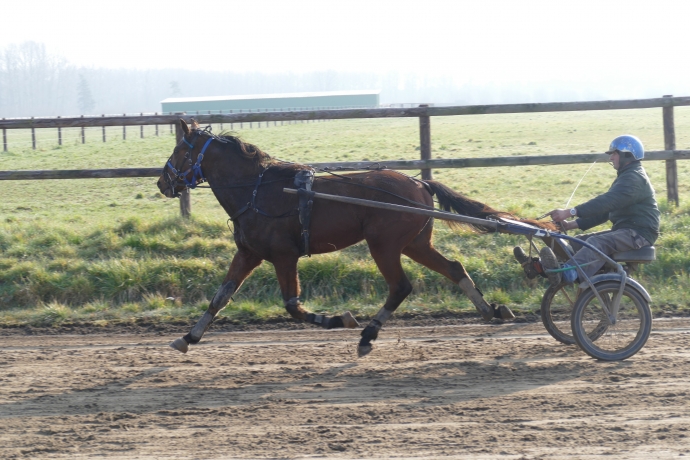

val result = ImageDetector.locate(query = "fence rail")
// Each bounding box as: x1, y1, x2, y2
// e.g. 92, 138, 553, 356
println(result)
1, 95, 688, 213
1, 96, 689, 129
2, 150, 689, 181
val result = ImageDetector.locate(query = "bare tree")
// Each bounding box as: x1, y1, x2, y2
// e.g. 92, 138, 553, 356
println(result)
77, 74, 95, 114
0, 41, 73, 117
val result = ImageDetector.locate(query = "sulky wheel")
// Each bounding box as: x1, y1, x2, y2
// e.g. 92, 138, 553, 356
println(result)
541, 282, 610, 345
540, 282, 579, 345
571, 280, 652, 361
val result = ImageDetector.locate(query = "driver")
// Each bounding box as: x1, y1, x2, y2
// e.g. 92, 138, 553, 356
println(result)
514, 135, 660, 285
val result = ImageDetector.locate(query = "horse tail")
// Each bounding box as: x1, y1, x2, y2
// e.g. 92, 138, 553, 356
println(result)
424, 180, 556, 233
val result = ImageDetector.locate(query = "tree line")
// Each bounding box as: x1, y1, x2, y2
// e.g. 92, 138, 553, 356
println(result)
1, 41, 685, 119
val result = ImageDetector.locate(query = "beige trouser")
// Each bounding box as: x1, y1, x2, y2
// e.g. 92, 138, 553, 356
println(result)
568, 228, 650, 279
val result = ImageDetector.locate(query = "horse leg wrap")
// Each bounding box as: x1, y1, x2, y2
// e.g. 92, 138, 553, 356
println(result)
373, 308, 393, 325
306, 313, 335, 328
458, 278, 495, 321
305, 312, 359, 329
171, 281, 238, 353
185, 311, 215, 345
171, 313, 212, 352
210, 281, 237, 312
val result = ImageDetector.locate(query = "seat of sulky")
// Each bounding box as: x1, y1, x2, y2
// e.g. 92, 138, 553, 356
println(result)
612, 246, 656, 263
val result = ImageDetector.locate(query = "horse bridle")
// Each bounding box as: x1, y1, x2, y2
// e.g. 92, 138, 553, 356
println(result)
162, 128, 214, 198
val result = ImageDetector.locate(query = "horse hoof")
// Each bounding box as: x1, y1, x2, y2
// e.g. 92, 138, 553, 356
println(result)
480, 312, 495, 322
357, 344, 373, 358
341, 311, 360, 329
170, 337, 189, 353
497, 305, 515, 320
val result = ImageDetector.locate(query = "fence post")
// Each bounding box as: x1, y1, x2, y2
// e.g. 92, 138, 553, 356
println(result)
663, 95, 679, 206
418, 104, 432, 180
2, 118, 6, 152
155, 112, 159, 136
31, 117, 36, 150
140, 113, 144, 138
102, 114, 106, 142
81, 115, 85, 144
175, 119, 191, 218
123, 113, 126, 140
58, 116, 62, 146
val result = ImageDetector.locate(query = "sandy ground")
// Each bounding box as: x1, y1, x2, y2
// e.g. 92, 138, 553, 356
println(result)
1, 318, 690, 459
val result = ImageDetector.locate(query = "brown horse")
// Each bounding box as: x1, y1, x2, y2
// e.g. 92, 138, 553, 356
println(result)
158, 120, 554, 357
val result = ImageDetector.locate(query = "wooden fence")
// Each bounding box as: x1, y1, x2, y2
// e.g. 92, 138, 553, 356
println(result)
1, 95, 689, 216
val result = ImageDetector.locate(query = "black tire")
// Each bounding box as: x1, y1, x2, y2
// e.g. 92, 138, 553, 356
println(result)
541, 282, 609, 345
571, 280, 652, 361
540, 282, 578, 345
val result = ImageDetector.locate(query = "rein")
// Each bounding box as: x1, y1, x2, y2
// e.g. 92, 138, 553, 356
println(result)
228, 168, 301, 221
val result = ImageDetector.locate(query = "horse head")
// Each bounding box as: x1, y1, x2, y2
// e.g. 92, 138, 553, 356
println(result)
157, 119, 210, 198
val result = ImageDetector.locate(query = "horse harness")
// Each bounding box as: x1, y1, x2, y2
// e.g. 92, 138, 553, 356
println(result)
163, 129, 213, 197
164, 128, 316, 257
230, 167, 316, 258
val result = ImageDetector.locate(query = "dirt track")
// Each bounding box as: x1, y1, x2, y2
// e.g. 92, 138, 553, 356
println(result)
2, 318, 690, 459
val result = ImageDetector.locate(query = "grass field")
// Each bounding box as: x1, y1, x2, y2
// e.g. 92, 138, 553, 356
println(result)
2, 107, 690, 327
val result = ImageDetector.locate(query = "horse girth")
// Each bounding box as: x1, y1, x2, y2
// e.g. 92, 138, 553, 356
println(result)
230, 168, 315, 258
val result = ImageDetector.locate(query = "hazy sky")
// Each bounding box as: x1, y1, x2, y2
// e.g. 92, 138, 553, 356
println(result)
2, 0, 689, 88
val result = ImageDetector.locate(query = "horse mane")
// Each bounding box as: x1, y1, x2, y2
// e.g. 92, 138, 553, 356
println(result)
215, 131, 308, 177
215, 132, 273, 168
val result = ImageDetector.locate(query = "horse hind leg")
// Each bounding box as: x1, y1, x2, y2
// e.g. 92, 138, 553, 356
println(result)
284, 297, 360, 329
402, 231, 514, 321
458, 277, 514, 321
275, 258, 359, 330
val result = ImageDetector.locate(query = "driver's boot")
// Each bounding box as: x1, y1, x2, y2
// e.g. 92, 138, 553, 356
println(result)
513, 246, 546, 279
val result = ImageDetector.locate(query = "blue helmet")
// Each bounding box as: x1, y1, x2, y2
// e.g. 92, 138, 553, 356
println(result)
607, 135, 644, 160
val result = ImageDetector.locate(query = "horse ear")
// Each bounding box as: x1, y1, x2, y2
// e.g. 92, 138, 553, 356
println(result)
190, 118, 200, 130
180, 119, 190, 135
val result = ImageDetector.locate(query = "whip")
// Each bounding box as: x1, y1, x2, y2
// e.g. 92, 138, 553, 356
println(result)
535, 160, 598, 220
564, 160, 598, 209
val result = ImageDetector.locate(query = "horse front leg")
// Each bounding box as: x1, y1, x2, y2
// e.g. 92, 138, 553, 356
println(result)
170, 249, 263, 353
274, 257, 359, 330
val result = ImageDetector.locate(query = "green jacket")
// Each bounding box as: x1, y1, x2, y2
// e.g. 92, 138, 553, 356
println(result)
574, 161, 660, 245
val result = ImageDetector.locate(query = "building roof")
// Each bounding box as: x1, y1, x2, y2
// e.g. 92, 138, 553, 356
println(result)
161, 90, 380, 104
